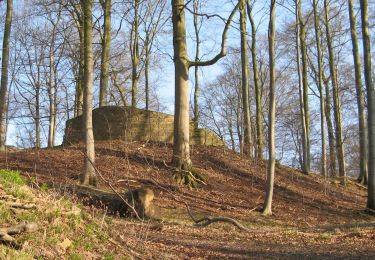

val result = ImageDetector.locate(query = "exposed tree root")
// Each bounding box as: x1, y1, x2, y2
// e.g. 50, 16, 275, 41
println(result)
164, 161, 207, 188
0, 221, 38, 249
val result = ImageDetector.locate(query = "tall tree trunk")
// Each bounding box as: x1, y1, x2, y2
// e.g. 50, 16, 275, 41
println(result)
171, 0, 192, 170
240, 0, 252, 156
295, 0, 309, 174
193, 0, 200, 124
247, 1, 263, 159
313, 0, 327, 177
48, 40, 56, 148
324, 77, 337, 176
263, 0, 276, 216
131, 0, 140, 109
145, 34, 150, 110
359, 0, 375, 209
81, 0, 97, 186
0, 0, 13, 151
76, 27, 85, 116
299, 0, 311, 174
324, 0, 346, 183
99, 0, 111, 107
348, 0, 368, 185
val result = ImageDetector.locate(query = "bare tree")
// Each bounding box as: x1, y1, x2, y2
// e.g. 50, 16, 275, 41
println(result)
0, 0, 13, 151
263, 0, 276, 216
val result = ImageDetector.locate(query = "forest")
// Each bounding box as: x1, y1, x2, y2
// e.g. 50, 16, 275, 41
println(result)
0, 0, 374, 258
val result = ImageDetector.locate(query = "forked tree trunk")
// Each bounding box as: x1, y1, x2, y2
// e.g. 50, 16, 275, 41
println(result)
313, 0, 327, 177
324, 0, 346, 183
359, 0, 375, 209
240, 0, 252, 156
247, 1, 263, 159
171, 0, 239, 170
348, 0, 368, 185
99, 0, 111, 107
81, 0, 97, 186
263, 0, 276, 216
0, 0, 13, 151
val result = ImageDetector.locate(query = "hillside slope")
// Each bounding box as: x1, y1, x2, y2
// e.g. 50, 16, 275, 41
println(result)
0, 140, 374, 259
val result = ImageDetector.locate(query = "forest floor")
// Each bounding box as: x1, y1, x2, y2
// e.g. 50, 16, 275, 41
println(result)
0, 140, 374, 259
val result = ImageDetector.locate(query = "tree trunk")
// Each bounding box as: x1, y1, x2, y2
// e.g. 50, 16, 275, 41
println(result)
75, 26, 85, 117
298, 0, 311, 174
240, 0, 252, 157
247, 1, 263, 159
193, 0, 200, 124
324, 0, 346, 183
0, 0, 13, 151
99, 0, 111, 107
171, 0, 192, 170
295, 0, 309, 175
131, 0, 140, 109
145, 34, 150, 111
48, 23, 58, 148
348, 0, 368, 185
323, 76, 337, 177
313, 0, 327, 177
359, 0, 375, 209
263, 0, 276, 216
81, 0, 96, 186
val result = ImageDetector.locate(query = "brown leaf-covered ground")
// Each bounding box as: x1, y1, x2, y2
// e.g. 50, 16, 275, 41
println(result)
1, 140, 374, 259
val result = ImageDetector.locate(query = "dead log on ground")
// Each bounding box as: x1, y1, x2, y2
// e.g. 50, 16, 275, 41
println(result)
0, 221, 38, 249
52, 184, 155, 219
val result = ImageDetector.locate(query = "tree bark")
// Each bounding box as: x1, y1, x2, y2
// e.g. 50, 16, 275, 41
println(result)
81, 0, 97, 186
324, 0, 346, 183
172, 0, 192, 170
131, 0, 140, 109
193, 0, 200, 124
99, 0, 111, 107
313, 0, 327, 177
295, 0, 309, 174
359, 0, 375, 209
240, 0, 252, 156
263, 0, 276, 216
348, 0, 368, 185
247, 1, 263, 159
0, 0, 13, 151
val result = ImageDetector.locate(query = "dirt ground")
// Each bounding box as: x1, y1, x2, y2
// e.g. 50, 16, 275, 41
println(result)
0, 140, 374, 259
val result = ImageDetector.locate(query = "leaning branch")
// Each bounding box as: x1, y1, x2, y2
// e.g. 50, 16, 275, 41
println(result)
188, 1, 241, 68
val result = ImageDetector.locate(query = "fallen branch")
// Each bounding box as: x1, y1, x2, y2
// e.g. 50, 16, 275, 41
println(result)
145, 178, 249, 231
6, 202, 37, 210
0, 221, 38, 249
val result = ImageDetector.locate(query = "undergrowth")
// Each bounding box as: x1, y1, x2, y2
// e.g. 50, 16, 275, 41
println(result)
0, 169, 129, 259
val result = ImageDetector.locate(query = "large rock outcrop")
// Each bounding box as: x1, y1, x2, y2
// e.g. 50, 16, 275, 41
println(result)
63, 106, 224, 146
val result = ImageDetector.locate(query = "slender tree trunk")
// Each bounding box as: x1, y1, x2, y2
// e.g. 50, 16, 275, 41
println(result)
247, 1, 263, 159
145, 34, 150, 111
81, 0, 97, 186
313, 0, 327, 177
263, 0, 276, 216
48, 39, 56, 148
240, 0, 252, 156
171, 0, 192, 170
348, 0, 368, 184
359, 0, 375, 209
76, 27, 85, 116
324, 77, 337, 177
99, 0, 111, 107
193, 0, 200, 124
0, 0, 13, 151
131, 0, 140, 109
324, 0, 346, 183
295, 0, 309, 174
35, 82, 41, 149
299, 0, 311, 174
